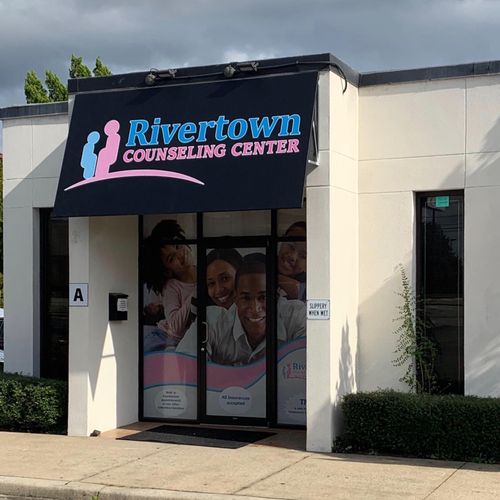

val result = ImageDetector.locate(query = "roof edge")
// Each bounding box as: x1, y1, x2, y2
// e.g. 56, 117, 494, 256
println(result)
359, 60, 500, 86
3, 55, 500, 119
0, 101, 68, 120
67, 53, 358, 94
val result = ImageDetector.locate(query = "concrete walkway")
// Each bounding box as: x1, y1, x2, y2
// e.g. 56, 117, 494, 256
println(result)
0, 425, 498, 499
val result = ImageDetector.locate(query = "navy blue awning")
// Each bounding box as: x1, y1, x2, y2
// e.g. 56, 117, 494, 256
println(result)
54, 72, 317, 217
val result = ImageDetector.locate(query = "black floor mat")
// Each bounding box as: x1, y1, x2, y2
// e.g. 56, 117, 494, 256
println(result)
119, 425, 276, 449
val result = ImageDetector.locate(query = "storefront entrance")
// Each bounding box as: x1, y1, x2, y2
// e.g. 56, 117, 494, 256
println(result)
201, 240, 269, 423
141, 210, 307, 427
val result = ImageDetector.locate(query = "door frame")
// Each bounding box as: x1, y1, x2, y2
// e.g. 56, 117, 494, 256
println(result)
138, 211, 307, 428
197, 236, 276, 426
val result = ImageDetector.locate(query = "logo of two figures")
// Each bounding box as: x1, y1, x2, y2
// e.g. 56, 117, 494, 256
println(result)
80, 120, 121, 180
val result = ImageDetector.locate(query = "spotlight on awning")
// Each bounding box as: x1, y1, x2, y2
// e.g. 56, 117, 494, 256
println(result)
145, 68, 177, 85
223, 61, 259, 78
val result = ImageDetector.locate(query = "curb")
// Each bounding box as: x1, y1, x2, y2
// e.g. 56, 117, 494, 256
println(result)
0, 476, 279, 500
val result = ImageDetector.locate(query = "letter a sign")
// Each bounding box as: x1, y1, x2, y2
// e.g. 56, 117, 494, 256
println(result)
69, 283, 89, 307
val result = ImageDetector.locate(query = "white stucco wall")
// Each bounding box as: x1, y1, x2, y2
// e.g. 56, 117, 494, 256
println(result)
3, 64, 499, 448
358, 75, 500, 397
306, 70, 359, 451
2, 112, 67, 375
358, 79, 466, 392
2, 109, 139, 434
463, 75, 500, 397
68, 215, 139, 436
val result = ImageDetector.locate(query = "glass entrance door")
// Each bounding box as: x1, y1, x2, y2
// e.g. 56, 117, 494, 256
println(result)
140, 210, 308, 426
200, 242, 269, 421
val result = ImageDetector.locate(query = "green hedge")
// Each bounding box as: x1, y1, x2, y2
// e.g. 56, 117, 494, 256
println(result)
334, 390, 500, 463
0, 372, 67, 433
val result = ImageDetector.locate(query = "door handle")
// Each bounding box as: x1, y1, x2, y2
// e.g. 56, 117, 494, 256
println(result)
201, 321, 208, 351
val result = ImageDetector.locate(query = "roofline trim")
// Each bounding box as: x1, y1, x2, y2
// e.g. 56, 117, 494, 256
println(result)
0, 101, 68, 120
3, 55, 500, 119
66, 53, 358, 94
359, 60, 500, 87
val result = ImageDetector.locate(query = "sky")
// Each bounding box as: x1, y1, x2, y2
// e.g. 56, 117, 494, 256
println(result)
1, 0, 500, 148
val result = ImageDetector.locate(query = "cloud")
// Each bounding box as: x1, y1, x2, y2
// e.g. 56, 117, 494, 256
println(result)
1, 0, 500, 113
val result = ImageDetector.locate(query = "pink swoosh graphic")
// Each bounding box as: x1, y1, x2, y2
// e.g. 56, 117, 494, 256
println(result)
144, 353, 197, 388
65, 169, 205, 191
278, 338, 306, 360
143, 340, 306, 390
207, 358, 266, 390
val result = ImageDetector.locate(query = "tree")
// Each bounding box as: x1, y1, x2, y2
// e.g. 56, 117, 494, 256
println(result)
24, 56, 112, 104
93, 57, 112, 77
69, 55, 92, 78
45, 70, 68, 102
24, 71, 50, 104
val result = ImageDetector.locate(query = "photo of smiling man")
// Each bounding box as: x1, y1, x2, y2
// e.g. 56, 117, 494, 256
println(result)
205, 252, 305, 366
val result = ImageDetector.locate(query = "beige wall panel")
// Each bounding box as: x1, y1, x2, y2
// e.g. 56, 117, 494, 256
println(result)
466, 152, 500, 187
358, 192, 414, 392
332, 152, 357, 193
3, 118, 32, 180
3, 178, 33, 208
68, 217, 90, 435
306, 185, 333, 451
359, 154, 465, 193
331, 187, 358, 419
464, 187, 500, 396
31, 115, 67, 178
466, 75, 500, 154
87, 216, 139, 433
32, 177, 58, 207
331, 78, 358, 160
306, 150, 330, 188
359, 80, 465, 160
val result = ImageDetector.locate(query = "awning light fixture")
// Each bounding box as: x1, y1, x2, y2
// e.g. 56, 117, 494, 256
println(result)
223, 61, 259, 78
145, 68, 177, 86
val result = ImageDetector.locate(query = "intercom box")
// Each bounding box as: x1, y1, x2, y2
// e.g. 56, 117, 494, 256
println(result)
109, 293, 128, 321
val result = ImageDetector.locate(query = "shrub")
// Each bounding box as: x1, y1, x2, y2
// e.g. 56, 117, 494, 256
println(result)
392, 265, 438, 393
0, 372, 67, 433
334, 390, 500, 463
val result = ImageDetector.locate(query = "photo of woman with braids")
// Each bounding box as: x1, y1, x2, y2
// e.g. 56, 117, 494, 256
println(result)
142, 220, 197, 350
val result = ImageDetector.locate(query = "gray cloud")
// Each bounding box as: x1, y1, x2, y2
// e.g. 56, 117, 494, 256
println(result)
1, 0, 500, 112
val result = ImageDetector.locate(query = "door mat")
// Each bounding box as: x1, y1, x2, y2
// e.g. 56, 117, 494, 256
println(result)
119, 425, 276, 449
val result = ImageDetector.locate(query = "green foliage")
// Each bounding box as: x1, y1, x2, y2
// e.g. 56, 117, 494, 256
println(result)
69, 54, 92, 78
334, 391, 500, 463
393, 265, 438, 393
0, 372, 67, 433
24, 70, 50, 104
25, 55, 112, 104
93, 57, 112, 77
45, 70, 68, 102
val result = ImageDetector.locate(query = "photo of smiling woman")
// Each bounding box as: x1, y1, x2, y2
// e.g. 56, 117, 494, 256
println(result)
206, 248, 243, 309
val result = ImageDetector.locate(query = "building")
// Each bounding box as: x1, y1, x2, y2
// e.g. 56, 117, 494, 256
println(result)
0, 53, 498, 453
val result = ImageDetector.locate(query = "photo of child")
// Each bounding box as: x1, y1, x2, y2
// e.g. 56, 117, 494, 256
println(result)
142, 219, 197, 351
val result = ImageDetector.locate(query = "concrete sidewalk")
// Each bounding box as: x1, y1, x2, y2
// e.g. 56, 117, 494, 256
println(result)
0, 425, 498, 499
